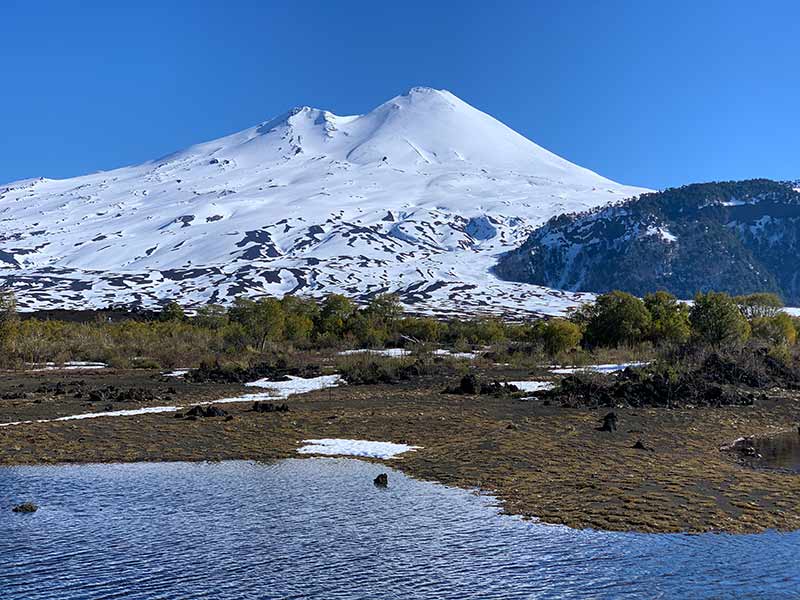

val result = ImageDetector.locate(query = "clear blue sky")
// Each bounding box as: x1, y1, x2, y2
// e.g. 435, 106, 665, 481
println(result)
2, 0, 799, 189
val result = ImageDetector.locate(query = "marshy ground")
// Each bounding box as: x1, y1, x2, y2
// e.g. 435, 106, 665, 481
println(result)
1, 361, 799, 534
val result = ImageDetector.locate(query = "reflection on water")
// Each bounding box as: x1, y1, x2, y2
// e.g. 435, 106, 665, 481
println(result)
2, 459, 799, 600
755, 429, 800, 473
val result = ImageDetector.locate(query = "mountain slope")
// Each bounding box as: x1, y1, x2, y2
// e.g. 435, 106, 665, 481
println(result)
0, 87, 646, 314
495, 179, 800, 303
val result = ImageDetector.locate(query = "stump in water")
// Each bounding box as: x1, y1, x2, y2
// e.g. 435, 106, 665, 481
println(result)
598, 412, 618, 432
12, 502, 38, 513
373, 473, 388, 488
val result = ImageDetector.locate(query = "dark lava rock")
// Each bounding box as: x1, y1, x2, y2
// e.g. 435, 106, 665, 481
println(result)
12, 502, 38, 513
87, 386, 159, 404
252, 401, 289, 413
184, 404, 228, 418
537, 351, 787, 409
373, 473, 388, 487
185, 360, 320, 384
598, 412, 618, 432
632, 439, 654, 452
444, 374, 520, 396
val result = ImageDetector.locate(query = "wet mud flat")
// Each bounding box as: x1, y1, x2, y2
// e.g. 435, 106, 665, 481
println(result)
1, 367, 799, 534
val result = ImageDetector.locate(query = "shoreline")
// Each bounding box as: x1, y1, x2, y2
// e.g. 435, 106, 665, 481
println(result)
2, 368, 799, 534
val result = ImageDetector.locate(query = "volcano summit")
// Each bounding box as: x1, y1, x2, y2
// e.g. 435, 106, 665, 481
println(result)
0, 87, 646, 314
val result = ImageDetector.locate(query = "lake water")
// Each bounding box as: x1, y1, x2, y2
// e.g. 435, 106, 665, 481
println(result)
755, 430, 800, 473
2, 459, 799, 599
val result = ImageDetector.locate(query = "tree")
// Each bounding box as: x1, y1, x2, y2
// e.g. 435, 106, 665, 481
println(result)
159, 300, 185, 322
0, 289, 18, 351
689, 292, 750, 347
540, 318, 582, 356
397, 317, 442, 343
194, 304, 228, 329
644, 291, 690, 345
734, 293, 784, 319
229, 297, 285, 350
581, 291, 652, 348
364, 294, 402, 330
751, 313, 797, 347
281, 296, 318, 343
317, 294, 356, 338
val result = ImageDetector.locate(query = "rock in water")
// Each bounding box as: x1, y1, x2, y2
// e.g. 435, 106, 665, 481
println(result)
598, 412, 618, 432
12, 502, 38, 513
373, 473, 389, 487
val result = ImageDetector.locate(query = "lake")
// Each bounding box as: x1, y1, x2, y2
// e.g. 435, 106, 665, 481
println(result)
2, 459, 799, 599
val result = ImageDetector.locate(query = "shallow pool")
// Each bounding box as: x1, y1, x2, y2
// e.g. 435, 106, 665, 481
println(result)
2, 459, 798, 599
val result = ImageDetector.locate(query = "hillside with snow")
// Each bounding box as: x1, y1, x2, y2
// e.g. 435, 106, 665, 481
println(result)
496, 179, 800, 303
0, 87, 646, 315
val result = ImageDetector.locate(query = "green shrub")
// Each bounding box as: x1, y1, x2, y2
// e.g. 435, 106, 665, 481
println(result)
689, 292, 750, 347
751, 313, 797, 347
580, 291, 652, 348
540, 318, 582, 356
644, 291, 690, 345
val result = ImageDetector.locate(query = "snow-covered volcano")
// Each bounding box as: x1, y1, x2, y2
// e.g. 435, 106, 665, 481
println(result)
0, 87, 647, 314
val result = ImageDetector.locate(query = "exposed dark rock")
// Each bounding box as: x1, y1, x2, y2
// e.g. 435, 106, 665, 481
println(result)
598, 412, 618, 432
252, 401, 289, 413
632, 439, 654, 452
373, 473, 388, 487
185, 360, 320, 384
184, 404, 228, 418
12, 502, 38, 513
536, 351, 789, 409
444, 374, 520, 396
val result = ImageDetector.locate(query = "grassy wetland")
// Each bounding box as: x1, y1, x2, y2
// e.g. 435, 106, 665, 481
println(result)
2, 290, 799, 533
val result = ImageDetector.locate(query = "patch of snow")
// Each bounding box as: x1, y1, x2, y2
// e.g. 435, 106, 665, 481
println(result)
296, 438, 421, 459
644, 225, 677, 243
338, 348, 410, 357
164, 369, 190, 377
508, 380, 555, 392
0, 375, 342, 428
243, 374, 342, 399
432, 349, 479, 359
550, 362, 648, 374
0, 405, 179, 427
26, 361, 108, 372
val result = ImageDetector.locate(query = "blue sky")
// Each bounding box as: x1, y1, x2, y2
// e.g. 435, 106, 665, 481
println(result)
2, 0, 799, 189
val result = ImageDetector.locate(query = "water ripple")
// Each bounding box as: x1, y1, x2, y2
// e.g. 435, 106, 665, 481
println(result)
1, 459, 799, 599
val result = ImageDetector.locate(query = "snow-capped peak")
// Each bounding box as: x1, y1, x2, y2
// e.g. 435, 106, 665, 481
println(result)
0, 88, 649, 315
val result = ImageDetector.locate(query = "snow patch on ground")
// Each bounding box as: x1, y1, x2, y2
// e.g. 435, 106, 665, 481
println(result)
26, 361, 108, 372
338, 348, 479, 359
508, 380, 555, 392
164, 369, 190, 377
432, 349, 479, 359
550, 362, 648, 374
0, 375, 342, 427
296, 438, 421, 459
338, 348, 410, 357
244, 374, 342, 397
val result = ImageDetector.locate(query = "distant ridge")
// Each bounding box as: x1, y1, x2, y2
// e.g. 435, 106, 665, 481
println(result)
496, 179, 800, 303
